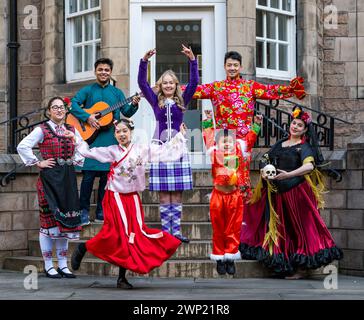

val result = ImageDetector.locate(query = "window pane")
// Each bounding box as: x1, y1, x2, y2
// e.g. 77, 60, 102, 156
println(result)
282, 0, 292, 11
270, 0, 279, 9
278, 15, 287, 41
73, 46, 82, 73
85, 14, 94, 41
69, 0, 77, 13
90, 0, 100, 8
256, 41, 264, 68
73, 16, 82, 43
256, 10, 264, 37
266, 12, 276, 39
279, 44, 288, 71
267, 42, 276, 69
80, 0, 88, 11
258, 0, 267, 6
96, 42, 101, 60
95, 12, 100, 39
84, 45, 93, 71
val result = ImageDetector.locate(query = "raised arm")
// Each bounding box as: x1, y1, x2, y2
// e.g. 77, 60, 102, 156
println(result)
138, 49, 158, 110
180, 45, 199, 106
252, 77, 306, 100
201, 110, 215, 152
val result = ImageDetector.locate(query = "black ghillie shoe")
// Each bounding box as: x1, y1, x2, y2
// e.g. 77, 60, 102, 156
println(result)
45, 267, 62, 279
216, 260, 226, 275
225, 260, 236, 275
57, 267, 76, 278
117, 278, 133, 289
71, 243, 86, 271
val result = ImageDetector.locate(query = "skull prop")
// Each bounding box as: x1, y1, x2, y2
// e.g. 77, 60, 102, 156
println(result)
262, 164, 277, 180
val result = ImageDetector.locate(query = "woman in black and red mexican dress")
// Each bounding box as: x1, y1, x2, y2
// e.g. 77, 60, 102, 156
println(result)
239, 106, 343, 279
17, 97, 84, 279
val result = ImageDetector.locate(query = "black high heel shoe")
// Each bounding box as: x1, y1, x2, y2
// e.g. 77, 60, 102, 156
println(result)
45, 267, 62, 279
57, 267, 76, 278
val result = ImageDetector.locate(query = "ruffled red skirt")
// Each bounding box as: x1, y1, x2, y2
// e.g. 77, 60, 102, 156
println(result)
86, 190, 181, 274
240, 181, 343, 274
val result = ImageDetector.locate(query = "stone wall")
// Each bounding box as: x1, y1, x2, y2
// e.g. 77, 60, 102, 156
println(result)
321, 0, 364, 148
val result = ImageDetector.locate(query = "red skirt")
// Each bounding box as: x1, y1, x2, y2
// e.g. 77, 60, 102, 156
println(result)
86, 190, 181, 274
239, 181, 343, 274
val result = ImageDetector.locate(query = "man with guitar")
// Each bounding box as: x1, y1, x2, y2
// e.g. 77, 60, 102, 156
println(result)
69, 58, 140, 226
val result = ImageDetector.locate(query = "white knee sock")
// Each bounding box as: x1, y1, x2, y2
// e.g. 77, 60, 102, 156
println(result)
55, 238, 69, 271
39, 232, 56, 274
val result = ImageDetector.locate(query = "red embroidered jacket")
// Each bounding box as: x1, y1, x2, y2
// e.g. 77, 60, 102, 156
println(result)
194, 77, 305, 139
202, 118, 260, 193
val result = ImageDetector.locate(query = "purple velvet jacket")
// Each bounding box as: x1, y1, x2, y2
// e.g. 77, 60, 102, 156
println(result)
138, 59, 199, 142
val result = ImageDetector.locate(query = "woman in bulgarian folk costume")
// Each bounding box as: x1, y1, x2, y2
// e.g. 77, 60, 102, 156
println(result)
239, 106, 343, 279
70, 118, 188, 289
17, 97, 84, 279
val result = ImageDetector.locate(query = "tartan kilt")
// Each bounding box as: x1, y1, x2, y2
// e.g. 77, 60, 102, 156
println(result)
149, 152, 193, 191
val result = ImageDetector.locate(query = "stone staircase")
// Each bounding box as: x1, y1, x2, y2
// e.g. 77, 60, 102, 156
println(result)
1, 170, 279, 278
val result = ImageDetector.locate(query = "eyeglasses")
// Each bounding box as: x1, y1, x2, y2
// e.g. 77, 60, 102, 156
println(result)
50, 105, 66, 111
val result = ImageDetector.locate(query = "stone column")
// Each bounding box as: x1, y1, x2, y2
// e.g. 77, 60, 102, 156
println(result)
226, 0, 256, 78
42, 0, 65, 102
297, 0, 321, 109
101, 0, 130, 93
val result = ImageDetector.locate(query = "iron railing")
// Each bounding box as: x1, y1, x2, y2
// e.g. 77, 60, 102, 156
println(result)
0, 99, 351, 186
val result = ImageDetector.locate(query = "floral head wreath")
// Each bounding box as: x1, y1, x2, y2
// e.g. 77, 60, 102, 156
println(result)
113, 118, 135, 130
291, 107, 312, 126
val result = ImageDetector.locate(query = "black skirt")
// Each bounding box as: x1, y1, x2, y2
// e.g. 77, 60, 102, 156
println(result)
40, 164, 81, 229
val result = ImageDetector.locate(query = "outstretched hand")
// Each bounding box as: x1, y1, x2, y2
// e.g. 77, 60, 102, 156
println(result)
254, 114, 263, 125
180, 123, 188, 136
181, 44, 195, 61
204, 109, 213, 120
143, 49, 156, 61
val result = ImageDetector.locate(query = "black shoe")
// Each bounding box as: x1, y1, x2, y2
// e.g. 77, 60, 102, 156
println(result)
71, 243, 86, 271
45, 267, 62, 279
57, 267, 76, 278
117, 278, 133, 289
175, 234, 190, 243
225, 260, 236, 275
216, 260, 226, 275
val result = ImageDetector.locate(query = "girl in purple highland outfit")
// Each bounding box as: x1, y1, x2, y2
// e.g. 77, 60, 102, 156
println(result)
138, 44, 199, 243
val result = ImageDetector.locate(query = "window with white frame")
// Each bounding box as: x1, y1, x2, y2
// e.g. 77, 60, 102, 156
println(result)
65, 0, 101, 82
256, 0, 296, 80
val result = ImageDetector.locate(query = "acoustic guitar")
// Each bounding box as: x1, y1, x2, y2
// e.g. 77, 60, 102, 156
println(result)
66, 93, 140, 144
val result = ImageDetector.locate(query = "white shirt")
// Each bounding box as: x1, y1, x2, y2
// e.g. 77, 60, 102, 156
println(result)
17, 120, 85, 167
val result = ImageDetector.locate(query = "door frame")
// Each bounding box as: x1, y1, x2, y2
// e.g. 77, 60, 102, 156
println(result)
130, 1, 227, 168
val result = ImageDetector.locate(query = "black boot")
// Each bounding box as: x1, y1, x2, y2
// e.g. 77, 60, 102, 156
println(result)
216, 260, 226, 275
71, 242, 87, 271
225, 260, 236, 275
117, 267, 133, 289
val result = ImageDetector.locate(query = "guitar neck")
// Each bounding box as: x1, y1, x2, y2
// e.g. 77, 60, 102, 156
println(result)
100, 95, 135, 117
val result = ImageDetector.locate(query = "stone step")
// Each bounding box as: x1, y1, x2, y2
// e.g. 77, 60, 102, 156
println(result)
3, 256, 274, 278
140, 187, 212, 204
81, 222, 213, 240
28, 239, 213, 260
89, 204, 211, 222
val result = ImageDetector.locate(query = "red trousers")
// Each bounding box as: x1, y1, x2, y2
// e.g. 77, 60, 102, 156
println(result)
210, 188, 243, 260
